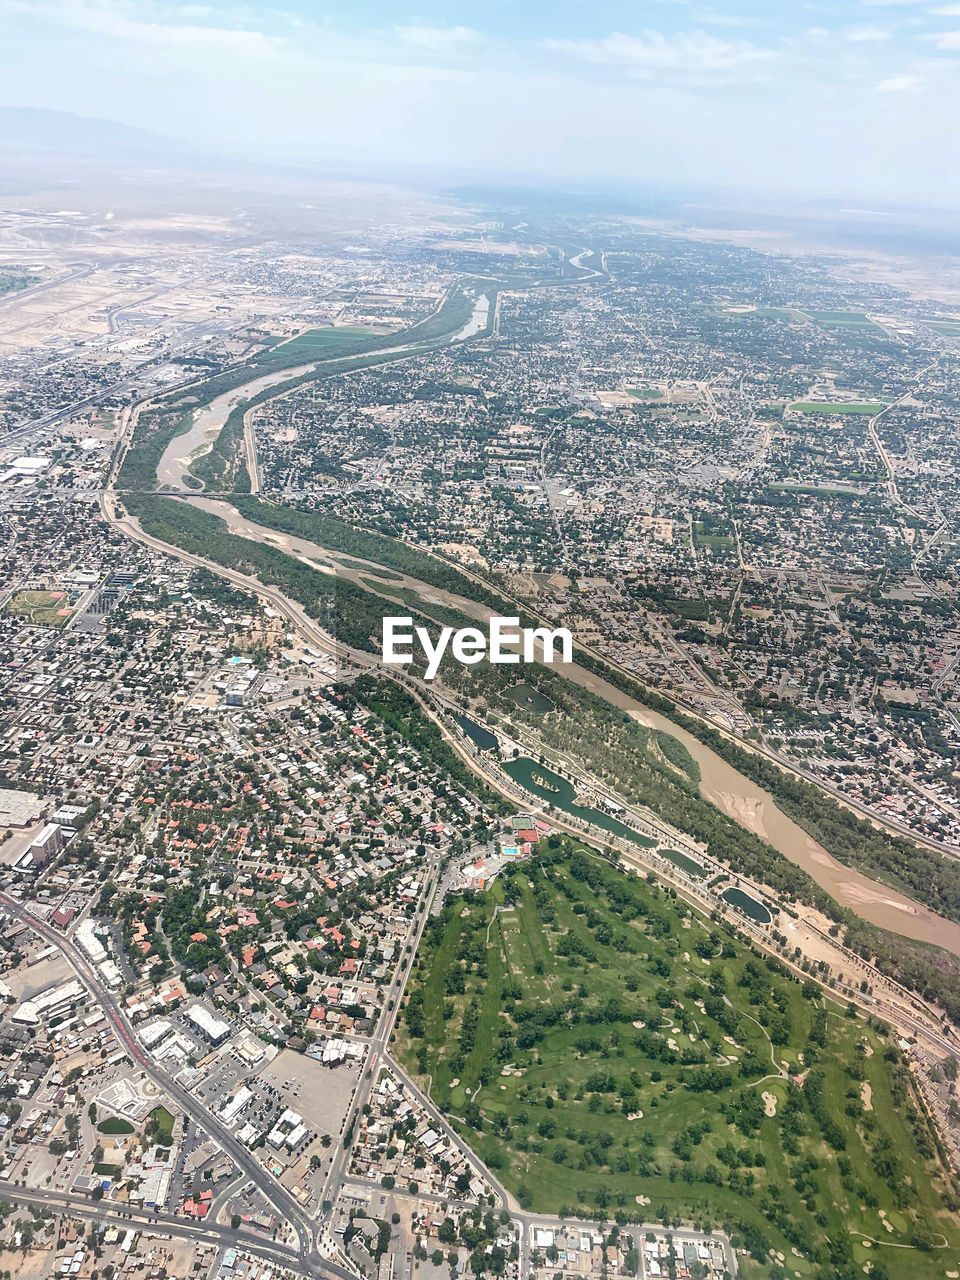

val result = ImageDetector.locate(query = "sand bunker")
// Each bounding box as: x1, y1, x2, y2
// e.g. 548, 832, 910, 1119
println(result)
762, 1091, 778, 1117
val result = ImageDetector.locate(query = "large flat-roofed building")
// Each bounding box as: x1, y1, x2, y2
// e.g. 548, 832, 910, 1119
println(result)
12, 978, 84, 1024
0, 789, 47, 828
185, 1004, 231, 1045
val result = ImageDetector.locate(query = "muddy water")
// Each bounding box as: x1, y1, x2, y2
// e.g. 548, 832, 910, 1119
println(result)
565, 663, 960, 956
155, 363, 318, 490
186, 496, 960, 956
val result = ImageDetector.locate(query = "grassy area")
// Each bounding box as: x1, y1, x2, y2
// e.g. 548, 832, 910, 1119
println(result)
93, 1163, 122, 1178
805, 311, 879, 329
924, 319, 960, 336
693, 523, 734, 552
146, 1105, 175, 1145
97, 1116, 134, 1135
626, 388, 662, 400
398, 839, 960, 1277
726, 307, 800, 321
790, 402, 886, 415
4, 589, 73, 626
253, 325, 376, 370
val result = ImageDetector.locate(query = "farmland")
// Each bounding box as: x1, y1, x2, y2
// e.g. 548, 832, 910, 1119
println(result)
253, 325, 376, 369
790, 402, 887, 416
398, 839, 960, 1278
804, 310, 880, 329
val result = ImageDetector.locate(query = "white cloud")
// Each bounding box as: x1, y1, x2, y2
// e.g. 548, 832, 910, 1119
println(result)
845, 25, 893, 40
0, 0, 284, 58
876, 72, 925, 89
544, 29, 775, 85
925, 27, 960, 46
394, 26, 481, 52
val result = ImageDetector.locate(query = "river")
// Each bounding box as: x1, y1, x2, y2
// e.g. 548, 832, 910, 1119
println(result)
155, 362, 319, 491
150, 397, 960, 956
562, 662, 960, 956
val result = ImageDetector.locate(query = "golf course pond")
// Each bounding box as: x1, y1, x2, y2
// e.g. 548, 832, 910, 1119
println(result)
721, 886, 773, 924
502, 756, 656, 850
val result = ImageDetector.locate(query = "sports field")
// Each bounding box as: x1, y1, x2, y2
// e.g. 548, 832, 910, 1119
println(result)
4, 589, 73, 626
399, 839, 960, 1278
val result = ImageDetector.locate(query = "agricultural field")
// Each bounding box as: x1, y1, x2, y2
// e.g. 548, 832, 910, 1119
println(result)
398, 839, 960, 1279
4, 589, 74, 626
790, 402, 886, 416
804, 310, 879, 329
725, 307, 802, 321
261, 325, 375, 362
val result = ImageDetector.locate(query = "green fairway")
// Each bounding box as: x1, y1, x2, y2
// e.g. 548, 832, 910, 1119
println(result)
693, 522, 734, 551
398, 839, 960, 1278
805, 310, 879, 329
790, 401, 886, 415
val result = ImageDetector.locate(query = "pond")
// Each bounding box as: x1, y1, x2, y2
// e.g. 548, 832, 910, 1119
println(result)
501, 756, 656, 849
721, 886, 772, 924
454, 713, 497, 752
505, 682, 556, 715
659, 847, 707, 879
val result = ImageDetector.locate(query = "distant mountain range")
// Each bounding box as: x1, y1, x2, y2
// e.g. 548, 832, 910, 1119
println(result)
0, 106, 194, 163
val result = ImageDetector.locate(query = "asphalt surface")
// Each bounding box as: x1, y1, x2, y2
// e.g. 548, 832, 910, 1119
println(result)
0, 891, 355, 1280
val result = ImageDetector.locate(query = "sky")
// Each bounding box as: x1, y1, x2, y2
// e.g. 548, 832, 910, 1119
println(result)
3, 0, 960, 204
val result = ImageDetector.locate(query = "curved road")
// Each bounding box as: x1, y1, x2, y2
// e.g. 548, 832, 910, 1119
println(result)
0, 890, 354, 1280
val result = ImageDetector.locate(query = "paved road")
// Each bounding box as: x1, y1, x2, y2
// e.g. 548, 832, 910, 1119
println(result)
0, 1183, 307, 1273
0, 892, 356, 1280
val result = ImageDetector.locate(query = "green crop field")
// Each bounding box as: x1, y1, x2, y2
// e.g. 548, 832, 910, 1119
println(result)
790, 402, 886, 415
805, 311, 879, 329
398, 839, 960, 1278
4, 589, 73, 626
258, 325, 375, 365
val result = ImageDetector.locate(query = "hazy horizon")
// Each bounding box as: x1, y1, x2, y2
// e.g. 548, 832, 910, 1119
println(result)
2, 0, 960, 207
